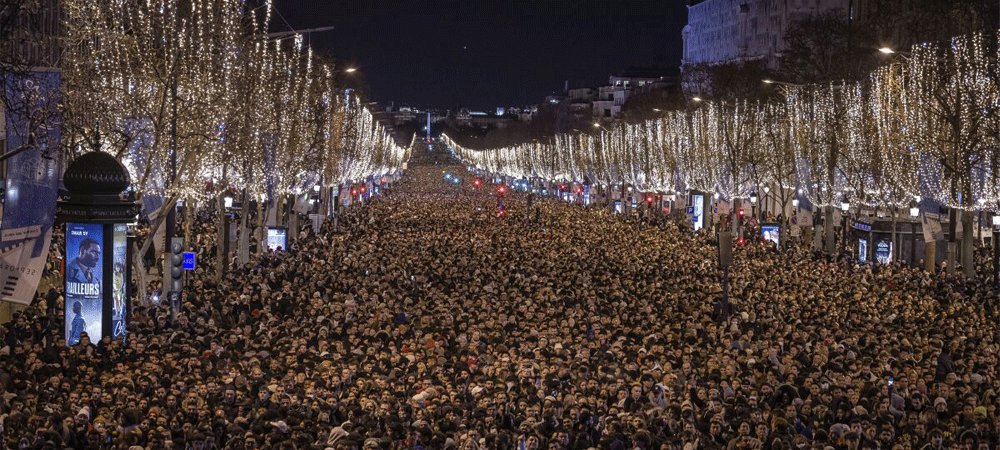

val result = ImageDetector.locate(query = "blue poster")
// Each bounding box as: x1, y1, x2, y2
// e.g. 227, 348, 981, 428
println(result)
111, 224, 128, 340
1, 71, 61, 304
65, 223, 104, 345
761, 224, 780, 246
267, 227, 287, 251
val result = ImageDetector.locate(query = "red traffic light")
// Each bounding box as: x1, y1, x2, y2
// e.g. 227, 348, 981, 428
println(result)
474, 178, 481, 187
738, 208, 745, 217
497, 185, 507, 196
576, 186, 583, 194
351, 189, 358, 196
360, 186, 367, 193
737, 238, 746, 246
645, 196, 654, 204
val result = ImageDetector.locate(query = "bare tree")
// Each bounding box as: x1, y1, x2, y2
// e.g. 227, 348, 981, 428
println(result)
903, 33, 998, 277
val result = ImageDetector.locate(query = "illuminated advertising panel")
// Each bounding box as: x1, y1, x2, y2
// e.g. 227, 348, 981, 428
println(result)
65, 223, 103, 345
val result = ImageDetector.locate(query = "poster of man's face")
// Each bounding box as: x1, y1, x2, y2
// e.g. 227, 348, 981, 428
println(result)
70, 239, 101, 282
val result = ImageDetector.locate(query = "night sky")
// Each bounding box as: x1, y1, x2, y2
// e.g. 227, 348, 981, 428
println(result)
272, 1, 687, 111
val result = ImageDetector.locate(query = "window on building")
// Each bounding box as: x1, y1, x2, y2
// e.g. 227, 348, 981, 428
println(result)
604, 109, 611, 118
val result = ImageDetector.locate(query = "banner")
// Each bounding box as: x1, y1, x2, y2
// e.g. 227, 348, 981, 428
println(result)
65, 223, 104, 345
921, 213, 943, 243
1, 71, 61, 304
293, 192, 310, 214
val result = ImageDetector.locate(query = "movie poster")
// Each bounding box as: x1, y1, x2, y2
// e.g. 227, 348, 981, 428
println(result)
875, 239, 892, 265
111, 224, 128, 340
267, 227, 287, 251
65, 223, 103, 346
858, 238, 868, 263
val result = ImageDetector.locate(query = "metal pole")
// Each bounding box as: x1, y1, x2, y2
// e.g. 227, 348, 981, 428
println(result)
722, 265, 730, 320
994, 225, 999, 287
166, 72, 179, 322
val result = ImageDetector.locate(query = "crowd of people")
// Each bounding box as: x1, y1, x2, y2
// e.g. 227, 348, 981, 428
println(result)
0, 145, 996, 450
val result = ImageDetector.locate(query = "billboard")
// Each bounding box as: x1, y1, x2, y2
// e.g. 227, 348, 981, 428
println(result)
858, 238, 868, 263
266, 227, 287, 251
761, 223, 780, 246
614, 201, 623, 214
65, 223, 104, 345
111, 224, 128, 340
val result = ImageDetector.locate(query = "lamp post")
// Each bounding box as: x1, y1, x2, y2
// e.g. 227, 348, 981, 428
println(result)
219, 191, 234, 280
910, 206, 920, 266
993, 214, 1000, 288
763, 186, 770, 219
841, 202, 850, 259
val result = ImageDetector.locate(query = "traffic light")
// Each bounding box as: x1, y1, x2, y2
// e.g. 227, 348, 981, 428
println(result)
737, 237, 746, 247
645, 195, 654, 204
351, 188, 358, 197
168, 237, 185, 295
576, 186, 583, 194
738, 208, 745, 218
497, 185, 506, 197
473, 178, 481, 187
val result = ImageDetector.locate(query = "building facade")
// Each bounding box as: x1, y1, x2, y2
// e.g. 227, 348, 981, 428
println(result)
682, 0, 853, 69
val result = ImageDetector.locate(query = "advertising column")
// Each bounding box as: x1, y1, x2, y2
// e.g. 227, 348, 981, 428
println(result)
57, 152, 139, 347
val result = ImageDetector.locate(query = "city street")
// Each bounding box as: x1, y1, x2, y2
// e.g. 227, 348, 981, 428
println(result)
1, 0, 998, 448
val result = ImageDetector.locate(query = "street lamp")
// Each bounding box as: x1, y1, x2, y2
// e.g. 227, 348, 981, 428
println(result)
762, 79, 804, 87
878, 47, 896, 54
992, 214, 1000, 289
692, 96, 703, 102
